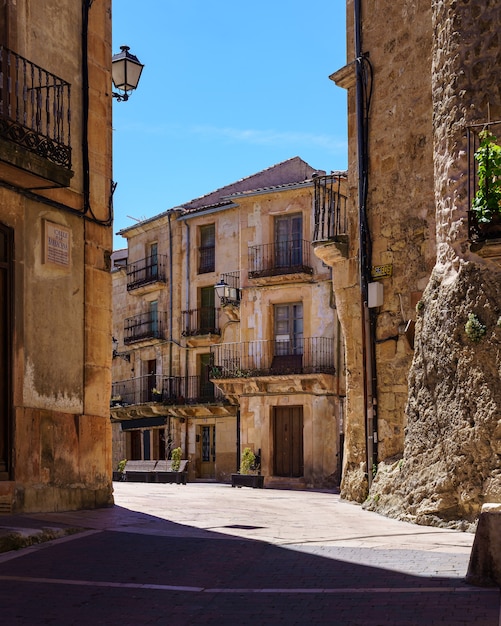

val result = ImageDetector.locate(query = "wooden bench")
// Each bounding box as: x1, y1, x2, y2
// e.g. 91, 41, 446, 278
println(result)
123, 460, 189, 484
154, 460, 189, 485
123, 460, 157, 482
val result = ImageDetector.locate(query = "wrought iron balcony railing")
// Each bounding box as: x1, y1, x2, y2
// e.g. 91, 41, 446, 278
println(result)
111, 374, 224, 406
313, 174, 348, 242
210, 337, 335, 378
248, 240, 313, 279
126, 255, 167, 291
0, 46, 71, 168
181, 307, 220, 337
124, 311, 165, 344
198, 245, 215, 274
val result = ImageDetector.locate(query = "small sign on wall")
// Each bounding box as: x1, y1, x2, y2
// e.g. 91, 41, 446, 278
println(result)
43, 220, 71, 268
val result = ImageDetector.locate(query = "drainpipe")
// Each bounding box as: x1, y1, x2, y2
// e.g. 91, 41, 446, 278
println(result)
184, 222, 191, 383
167, 212, 174, 373
354, 0, 378, 490
236, 409, 241, 472
167, 211, 174, 458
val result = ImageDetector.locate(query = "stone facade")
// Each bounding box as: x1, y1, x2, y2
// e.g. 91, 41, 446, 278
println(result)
326, 0, 501, 526
0, 1, 113, 512
111, 158, 346, 488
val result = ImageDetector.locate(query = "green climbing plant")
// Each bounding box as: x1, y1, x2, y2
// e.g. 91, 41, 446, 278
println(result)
472, 130, 501, 223
465, 313, 486, 343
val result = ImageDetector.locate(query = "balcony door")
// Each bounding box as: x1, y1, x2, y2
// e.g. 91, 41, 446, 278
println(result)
149, 300, 158, 337
272, 303, 303, 372
199, 353, 214, 401
143, 359, 157, 403
148, 242, 158, 281
0, 223, 12, 479
199, 424, 216, 479
273, 406, 303, 478
200, 286, 216, 334
275, 214, 302, 268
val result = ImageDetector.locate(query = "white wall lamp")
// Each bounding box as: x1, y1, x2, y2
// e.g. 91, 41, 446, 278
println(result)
214, 278, 241, 307
112, 45, 144, 102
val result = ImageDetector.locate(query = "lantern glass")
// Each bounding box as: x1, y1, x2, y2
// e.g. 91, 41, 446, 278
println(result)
112, 46, 144, 94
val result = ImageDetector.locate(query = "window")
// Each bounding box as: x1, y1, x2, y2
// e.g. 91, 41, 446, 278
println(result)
199, 224, 215, 273
148, 242, 158, 281
275, 214, 302, 268
274, 303, 303, 355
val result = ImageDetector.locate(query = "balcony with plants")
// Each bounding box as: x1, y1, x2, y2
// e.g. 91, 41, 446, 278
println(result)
468, 122, 501, 255
0, 46, 72, 189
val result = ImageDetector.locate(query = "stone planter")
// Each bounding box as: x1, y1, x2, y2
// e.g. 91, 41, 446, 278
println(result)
231, 474, 265, 489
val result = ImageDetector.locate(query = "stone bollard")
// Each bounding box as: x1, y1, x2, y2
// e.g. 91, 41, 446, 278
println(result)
466, 503, 501, 587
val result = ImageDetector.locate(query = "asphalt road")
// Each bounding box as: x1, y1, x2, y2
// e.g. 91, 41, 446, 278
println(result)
0, 482, 498, 625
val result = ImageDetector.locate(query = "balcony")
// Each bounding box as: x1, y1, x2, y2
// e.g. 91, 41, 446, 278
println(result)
248, 240, 313, 282
126, 255, 167, 293
211, 337, 335, 377
124, 311, 165, 344
312, 174, 349, 264
210, 338, 336, 402
181, 307, 220, 342
110, 375, 230, 419
0, 46, 72, 189
467, 122, 501, 265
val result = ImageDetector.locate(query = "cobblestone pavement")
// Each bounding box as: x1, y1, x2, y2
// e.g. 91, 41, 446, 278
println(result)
0, 482, 498, 625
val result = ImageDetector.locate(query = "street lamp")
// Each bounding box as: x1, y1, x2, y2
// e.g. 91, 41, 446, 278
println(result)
112, 45, 144, 102
214, 278, 241, 307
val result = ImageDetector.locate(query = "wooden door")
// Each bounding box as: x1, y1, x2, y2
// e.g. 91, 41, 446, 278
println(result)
199, 425, 216, 478
273, 406, 303, 477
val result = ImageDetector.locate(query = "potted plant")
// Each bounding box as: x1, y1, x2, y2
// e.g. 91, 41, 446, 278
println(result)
110, 395, 122, 407
171, 446, 182, 472
113, 459, 127, 481
151, 388, 163, 402
231, 447, 264, 488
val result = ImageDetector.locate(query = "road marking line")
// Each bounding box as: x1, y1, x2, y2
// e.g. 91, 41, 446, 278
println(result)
0, 575, 496, 594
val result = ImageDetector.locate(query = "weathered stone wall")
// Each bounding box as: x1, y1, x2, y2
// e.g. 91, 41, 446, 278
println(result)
366, 1, 501, 526
330, 0, 436, 502
0, 0, 114, 513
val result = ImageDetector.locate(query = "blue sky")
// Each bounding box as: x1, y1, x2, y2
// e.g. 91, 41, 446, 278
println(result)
112, 1, 348, 249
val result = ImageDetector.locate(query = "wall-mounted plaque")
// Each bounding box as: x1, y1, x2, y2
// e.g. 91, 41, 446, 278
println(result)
44, 220, 71, 268
371, 264, 393, 279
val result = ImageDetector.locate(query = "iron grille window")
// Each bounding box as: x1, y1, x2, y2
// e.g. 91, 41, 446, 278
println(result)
198, 224, 215, 273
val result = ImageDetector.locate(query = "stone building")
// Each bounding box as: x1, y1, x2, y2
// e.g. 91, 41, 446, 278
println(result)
111, 157, 347, 487
0, 1, 114, 512
320, 0, 501, 526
